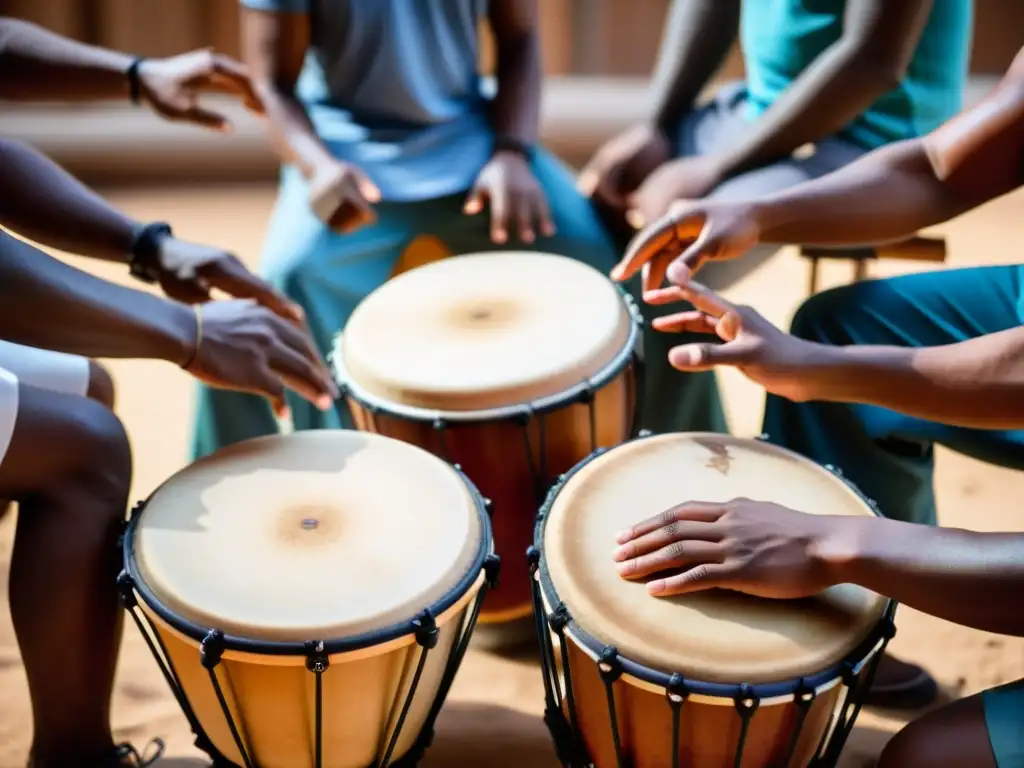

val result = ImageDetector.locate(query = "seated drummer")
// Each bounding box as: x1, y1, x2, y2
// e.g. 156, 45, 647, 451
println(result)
612, 45, 1024, 768
0, 23, 335, 768
189, 0, 675, 459
580, 0, 972, 439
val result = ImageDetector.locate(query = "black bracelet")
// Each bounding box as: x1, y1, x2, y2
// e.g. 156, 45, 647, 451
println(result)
126, 57, 146, 106
128, 221, 173, 284
493, 134, 535, 161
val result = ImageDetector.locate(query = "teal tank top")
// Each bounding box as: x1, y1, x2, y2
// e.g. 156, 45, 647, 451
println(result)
740, 0, 973, 149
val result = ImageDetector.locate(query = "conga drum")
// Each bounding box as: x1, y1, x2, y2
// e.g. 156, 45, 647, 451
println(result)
529, 433, 896, 768
331, 252, 641, 638
118, 431, 498, 768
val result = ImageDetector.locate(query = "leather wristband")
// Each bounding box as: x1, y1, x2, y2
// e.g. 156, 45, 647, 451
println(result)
126, 57, 146, 106
128, 221, 173, 284
493, 134, 535, 161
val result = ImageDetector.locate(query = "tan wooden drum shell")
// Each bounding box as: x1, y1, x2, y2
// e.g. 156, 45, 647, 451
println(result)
138, 583, 482, 768
534, 433, 893, 768
333, 252, 639, 625
122, 431, 494, 768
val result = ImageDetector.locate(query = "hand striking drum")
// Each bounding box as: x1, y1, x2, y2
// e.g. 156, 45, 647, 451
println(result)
530, 433, 895, 768
332, 252, 642, 636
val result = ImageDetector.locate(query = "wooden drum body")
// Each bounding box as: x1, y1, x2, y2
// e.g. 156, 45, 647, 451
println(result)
530, 433, 897, 768
119, 431, 498, 768
332, 253, 641, 628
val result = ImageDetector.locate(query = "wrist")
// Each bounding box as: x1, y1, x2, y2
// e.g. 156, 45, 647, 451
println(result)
125, 57, 148, 106
491, 134, 535, 162
808, 516, 873, 586
155, 300, 198, 367
128, 221, 173, 282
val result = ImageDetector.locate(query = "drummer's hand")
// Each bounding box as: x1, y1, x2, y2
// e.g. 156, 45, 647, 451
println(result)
625, 155, 723, 231
612, 499, 850, 599
137, 48, 264, 131
464, 151, 555, 244
308, 160, 381, 235
183, 299, 338, 417
643, 281, 822, 403
156, 237, 303, 323
577, 123, 672, 211
610, 200, 762, 294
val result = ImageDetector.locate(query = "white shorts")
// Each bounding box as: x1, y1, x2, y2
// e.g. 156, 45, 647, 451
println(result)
0, 341, 90, 466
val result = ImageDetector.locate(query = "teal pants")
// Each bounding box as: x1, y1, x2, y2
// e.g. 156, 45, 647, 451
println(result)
191, 150, 726, 458
985, 679, 1024, 768
764, 265, 1024, 526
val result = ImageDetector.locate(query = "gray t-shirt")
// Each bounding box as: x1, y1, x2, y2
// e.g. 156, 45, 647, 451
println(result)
242, 0, 494, 202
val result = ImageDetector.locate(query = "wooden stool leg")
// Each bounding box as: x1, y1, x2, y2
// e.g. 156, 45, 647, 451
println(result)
807, 257, 821, 295
852, 259, 868, 282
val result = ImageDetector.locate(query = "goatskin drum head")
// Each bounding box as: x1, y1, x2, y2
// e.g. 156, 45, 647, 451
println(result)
543, 433, 888, 684
134, 431, 483, 642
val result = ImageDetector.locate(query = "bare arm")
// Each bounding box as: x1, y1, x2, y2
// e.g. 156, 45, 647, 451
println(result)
488, 0, 542, 144
712, 0, 935, 178
648, 0, 741, 132
0, 139, 137, 263
0, 17, 134, 101
0, 231, 193, 363
749, 47, 1024, 246
824, 517, 1024, 637
799, 328, 1024, 430
241, 8, 333, 179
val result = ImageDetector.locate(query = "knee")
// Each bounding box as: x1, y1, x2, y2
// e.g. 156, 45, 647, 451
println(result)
58, 397, 132, 506
877, 717, 952, 768
789, 283, 864, 343
86, 360, 115, 409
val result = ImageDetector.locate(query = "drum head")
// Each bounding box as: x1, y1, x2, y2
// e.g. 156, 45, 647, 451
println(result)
336, 252, 632, 411
133, 431, 484, 642
543, 434, 888, 684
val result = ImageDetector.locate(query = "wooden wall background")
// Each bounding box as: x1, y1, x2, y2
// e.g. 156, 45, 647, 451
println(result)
0, 0, 1018, 78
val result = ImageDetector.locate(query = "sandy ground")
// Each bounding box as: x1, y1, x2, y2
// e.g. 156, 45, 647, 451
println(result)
1, 183, 1024, 767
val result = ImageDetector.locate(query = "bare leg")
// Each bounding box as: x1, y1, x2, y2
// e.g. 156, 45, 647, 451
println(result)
86, 361, 115, 410
878, 692, 997, 768
2, 384, 132, 766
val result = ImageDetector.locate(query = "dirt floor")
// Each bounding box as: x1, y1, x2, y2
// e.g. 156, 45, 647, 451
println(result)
1, 183, 1023, 767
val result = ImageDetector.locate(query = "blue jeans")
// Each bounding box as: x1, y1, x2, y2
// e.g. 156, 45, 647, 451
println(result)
190, 149, 727, 458
764, 265, 1024, 526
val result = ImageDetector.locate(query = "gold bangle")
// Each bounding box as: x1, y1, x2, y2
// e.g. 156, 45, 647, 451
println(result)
181, 305, 203, 370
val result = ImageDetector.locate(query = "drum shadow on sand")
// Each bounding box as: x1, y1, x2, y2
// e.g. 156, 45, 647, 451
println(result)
420, 702, 560, 768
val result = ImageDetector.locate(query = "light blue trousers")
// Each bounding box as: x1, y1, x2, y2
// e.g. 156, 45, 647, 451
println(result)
190, 149, 726, 458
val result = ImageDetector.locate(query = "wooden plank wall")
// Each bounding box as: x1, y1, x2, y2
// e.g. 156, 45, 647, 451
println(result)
0, 0, 1016, 78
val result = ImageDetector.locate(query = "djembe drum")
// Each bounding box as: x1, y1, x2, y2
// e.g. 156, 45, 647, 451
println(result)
529, 433, 896, 768
118, 431, 498, 768
332, 252, 641, 638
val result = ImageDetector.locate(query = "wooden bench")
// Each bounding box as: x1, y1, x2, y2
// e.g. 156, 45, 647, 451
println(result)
800, 236, 948, 295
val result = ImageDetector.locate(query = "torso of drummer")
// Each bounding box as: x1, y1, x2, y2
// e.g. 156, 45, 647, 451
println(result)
190, 0, 704, 462
249, 0, 491, 202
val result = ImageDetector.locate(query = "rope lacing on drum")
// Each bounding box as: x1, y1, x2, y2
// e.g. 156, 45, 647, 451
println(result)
665, 673, 690, 768
597, 646, 627, 768
732, 684, 760, 768
111, 739, 165, 767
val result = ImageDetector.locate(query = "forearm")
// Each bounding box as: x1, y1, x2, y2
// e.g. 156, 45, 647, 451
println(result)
255, 84, 335, 178
0, 232, 193, 363
0, 18, 132, 102
648, 0, 740, 132
746, 139, 967, 246
489, 29, 541, 143
803, 328, 1024, 429
0, 139, 137, 262
822, 517, 1024, 637
714, 48, 905, 178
